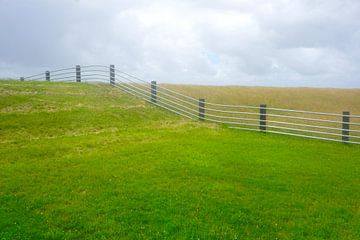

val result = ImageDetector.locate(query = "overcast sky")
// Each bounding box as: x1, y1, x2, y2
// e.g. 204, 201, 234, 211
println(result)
1, 0, 360, 87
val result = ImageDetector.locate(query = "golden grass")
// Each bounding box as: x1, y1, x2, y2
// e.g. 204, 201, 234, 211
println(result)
161, 84, 360, 115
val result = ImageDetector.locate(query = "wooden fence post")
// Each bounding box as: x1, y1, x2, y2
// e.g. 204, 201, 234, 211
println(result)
110, 64, 115, 85
76, 65, 81, 82
45, 71, 50, 81
342, 111, 350, 143
199, 98, 205, 121
260, 104, 267, 132
151, 81, 157, 103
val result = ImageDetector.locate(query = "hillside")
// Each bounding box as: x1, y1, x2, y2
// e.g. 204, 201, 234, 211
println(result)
162, 84, 360, 114
0, 80, 359, 239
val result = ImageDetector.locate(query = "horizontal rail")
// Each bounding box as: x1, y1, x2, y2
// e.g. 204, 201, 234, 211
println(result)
204, 112, 258, 122
201, 107, 259, 116
82, 73, 109, 78
24, 78, 44, 81
267, 107, 360, 119
118, 81, 200, 116
229, 127, 360, 144
113, 82, 197, 120
114, 69, 199, 103
263, 119, 360, 133
50, 71, 76, 77
206, 102, 260, 109
23, 73, 45, 79
82, 69, 110, 74
266, 113, 360, 125
206, 102, 360, 119
82, 77, 108, 82
266, 124, 360, 138
201, 106, 360, 126
51, 75, 77, 81
115, 73, 200, 108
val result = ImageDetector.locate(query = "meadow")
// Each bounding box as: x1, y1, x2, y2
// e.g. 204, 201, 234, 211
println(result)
0, 80, 359, 239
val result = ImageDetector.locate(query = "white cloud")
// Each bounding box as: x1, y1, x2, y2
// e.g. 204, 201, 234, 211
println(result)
0, 0, 359, 87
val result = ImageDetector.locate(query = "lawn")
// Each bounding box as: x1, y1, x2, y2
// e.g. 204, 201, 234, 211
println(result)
0, 80, 359, 239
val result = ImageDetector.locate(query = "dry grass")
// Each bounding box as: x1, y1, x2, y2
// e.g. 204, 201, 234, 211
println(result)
161, 84, 360, 115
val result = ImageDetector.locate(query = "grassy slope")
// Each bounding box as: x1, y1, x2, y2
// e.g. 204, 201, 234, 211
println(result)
162, 84, 360, 114
0, 80, 359, 239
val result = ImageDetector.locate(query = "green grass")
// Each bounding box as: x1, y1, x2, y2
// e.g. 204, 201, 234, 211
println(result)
0, 80, 359, 239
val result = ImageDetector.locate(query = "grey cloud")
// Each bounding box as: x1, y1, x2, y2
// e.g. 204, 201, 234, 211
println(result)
0, 0, 359, 87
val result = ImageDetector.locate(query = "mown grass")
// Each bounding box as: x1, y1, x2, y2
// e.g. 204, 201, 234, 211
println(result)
0, 80, 359, 239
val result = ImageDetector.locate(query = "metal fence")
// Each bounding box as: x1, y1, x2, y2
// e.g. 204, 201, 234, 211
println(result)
22, 64, 360, 145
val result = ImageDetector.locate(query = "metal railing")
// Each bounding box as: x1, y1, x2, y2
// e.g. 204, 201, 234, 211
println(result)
21, 65, 360, 145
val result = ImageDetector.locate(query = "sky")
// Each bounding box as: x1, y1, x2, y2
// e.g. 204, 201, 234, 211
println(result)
0, 0, 360, 88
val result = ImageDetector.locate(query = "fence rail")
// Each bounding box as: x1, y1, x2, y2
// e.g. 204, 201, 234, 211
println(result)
21, 65, 360, 145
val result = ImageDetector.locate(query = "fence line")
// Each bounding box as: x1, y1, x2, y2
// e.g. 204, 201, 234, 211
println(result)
21, 64, 360, 145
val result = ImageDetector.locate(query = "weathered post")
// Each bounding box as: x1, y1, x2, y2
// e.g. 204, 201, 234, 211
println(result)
151, 81, 157, 103
199, 98, 205, 121
76, 65, 81, 82
260, 104, 267, 132
342, 111, 350, 143
20, 77, 24, 81
45, 71, 50, 81
110, 64, 115, 85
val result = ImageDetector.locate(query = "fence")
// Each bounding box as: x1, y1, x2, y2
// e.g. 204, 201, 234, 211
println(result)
22, 64, 360, 145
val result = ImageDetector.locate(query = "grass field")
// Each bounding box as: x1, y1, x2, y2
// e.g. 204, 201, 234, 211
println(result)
1, 80, 360, 239
162, 84, 360, 114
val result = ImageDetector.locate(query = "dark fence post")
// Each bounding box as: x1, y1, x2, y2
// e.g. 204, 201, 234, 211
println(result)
45, 71, 50, 81
110, 64, 115, 85
260, 104, 267, 132
76, 65, 81, 82
20, 77, 24, 81
151, 81, 157, 103
199, 98, 205, 121
342, 111, 350, 143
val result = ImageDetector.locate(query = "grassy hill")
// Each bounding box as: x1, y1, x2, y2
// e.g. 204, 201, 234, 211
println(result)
0, 80, 359, 239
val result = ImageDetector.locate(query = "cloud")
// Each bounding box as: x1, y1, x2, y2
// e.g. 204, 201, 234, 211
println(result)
0, 0, 359, 87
